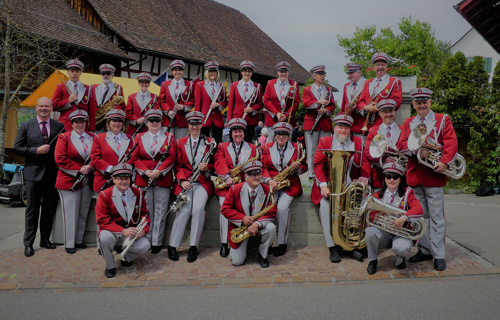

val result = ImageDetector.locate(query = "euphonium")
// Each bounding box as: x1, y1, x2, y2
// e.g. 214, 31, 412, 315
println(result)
230, 194, 275, 243
369, 134, 408, 168
273, 144, 305, 191
96, 95, 124, 125
326, 150, 368, 251
364, 196, 428, 241
407, 124, 466, 179
215, 150, 260, 190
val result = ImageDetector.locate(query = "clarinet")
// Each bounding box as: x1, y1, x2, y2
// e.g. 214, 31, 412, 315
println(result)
132, 96, 159, 139
203, 79, 228, 125
143, 145, 171, 194
161, 137, 217, 221
69, 158, 92, 192
309, 88, 332, 134
100, 142, 139, 191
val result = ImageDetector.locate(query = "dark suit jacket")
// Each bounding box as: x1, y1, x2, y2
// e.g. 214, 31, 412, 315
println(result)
13, 117, 65, 181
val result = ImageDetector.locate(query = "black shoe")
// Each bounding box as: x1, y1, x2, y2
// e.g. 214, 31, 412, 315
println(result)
120, 259, 133, 267
329, 246, 341, 263
220, 244, 229, 258
24, 245, 34, 257
104, 268, 117, 278
396, 256, 406, 269
65, 248, 76, 254
167, 245, 179, 261
273, 244, 287, 257
367, 260, 378, 274
259, 254, 270, 268
187, 246, 198, 263
75, 243, 87, 249
352, 250, 364, 262
114, 245, 123, 254
151, 245, 162, 254
39, 239, 56, 249
409, 250, 433, 263
98, 249, 102, 256
434, 259, 446, 271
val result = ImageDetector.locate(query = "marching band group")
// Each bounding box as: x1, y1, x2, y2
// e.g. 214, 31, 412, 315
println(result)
13, 51, 460, 279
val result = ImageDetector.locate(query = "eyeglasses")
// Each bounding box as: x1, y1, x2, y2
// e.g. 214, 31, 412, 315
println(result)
188, 122, 202, 126
101, 72, 112, 76
247, 171, 262, 176
278, 70, 289, 73
148, 118, 161, 123
385, 174, 401, 180
242, 69, 253, 73
275, 132, 289, 136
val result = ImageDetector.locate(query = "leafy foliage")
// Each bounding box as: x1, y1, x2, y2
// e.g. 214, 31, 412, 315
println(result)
338, 17, 451, 86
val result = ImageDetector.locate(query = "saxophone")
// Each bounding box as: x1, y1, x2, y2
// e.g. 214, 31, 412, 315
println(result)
96, 95, 124, 125
230, 194, 275, 243
215, 150, 260, 189
273, 143, 305, 191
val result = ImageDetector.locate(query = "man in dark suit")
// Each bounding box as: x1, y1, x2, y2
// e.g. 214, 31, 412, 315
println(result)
14, 96, 65, 257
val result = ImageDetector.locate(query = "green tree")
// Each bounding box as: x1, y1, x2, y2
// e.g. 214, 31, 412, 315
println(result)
431, 52, 496, 188
338, 16, 451, 86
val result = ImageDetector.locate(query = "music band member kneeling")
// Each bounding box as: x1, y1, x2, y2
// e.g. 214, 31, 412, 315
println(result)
96, 164, 150, 278
365, 163, 423, 275
221, 161, 277, 268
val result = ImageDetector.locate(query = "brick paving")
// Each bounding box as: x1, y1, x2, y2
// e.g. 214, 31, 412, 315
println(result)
1, 242, 499, 292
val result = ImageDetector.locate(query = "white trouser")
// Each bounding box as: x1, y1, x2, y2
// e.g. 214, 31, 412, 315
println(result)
145, 184, 170, 246
230, 222, 276, 266
305, 129, 331, 178
274, 190, 295, 245
319, 197, 335, 248
169, 183, 208, 248
98, 229, 150, 269
57, 178, 92, 248
365, 226, 412, 261
413, 185, 446, 259
219, 196, 229, 244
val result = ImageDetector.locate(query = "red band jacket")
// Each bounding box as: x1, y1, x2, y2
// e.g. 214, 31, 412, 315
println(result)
195, 80, 227, 128
227, 80, 263, 126
263, 79, 300, 127
88, 82, 126, 132
159, 79, 195, 128
125, 91, 159, 136
52, 82, 90, 131
302, 84, 336, 132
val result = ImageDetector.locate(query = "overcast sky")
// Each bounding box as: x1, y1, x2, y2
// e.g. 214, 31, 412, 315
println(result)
216, 0, 471, 101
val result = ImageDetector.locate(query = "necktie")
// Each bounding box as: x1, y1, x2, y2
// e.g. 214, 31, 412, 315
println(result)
142, 93, 145, 103
74, 83, 78, 94
280, 83, 285, 103
121, 193, 127, 213
175, 82, 180, 98
211, 83, 215, 95
151, 135, 157, 156
318, 87, 321, 98
41, 121, 48, 143
420, 117, 425, 124
373, 79, 381, 95
193, 141, 197, 150
386, 126, 392, 138
351, 83, 357, 100
341, 143, 346, 151
115, 136, 121, 150
101, 86, 109, 105
244, 83, 249, 99
80, 135, 88, 156
389, 193, 395, 205
250, 190, 256, 213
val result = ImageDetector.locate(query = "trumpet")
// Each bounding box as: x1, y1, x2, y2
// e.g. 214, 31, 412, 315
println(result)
361, 91, 379, 134
369, 134, 408, 168
407, 124, 466, 179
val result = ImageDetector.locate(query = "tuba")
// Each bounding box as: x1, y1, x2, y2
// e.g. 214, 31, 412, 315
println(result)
407, 124, 466, 179
369, 134, 408, 168
364, 195, 428, 241
326, 150, 368, 251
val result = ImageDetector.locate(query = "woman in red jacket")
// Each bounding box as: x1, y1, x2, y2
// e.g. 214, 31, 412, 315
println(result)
365, 163, 424, 275
125, 72, 159, 137
132, 109, 176, 254
55, 110, 94, 254
195, 61, 227, 144
227, 60, 262, 143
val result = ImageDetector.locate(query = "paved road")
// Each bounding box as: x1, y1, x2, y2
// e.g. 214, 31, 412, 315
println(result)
1, 278, 500, 319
